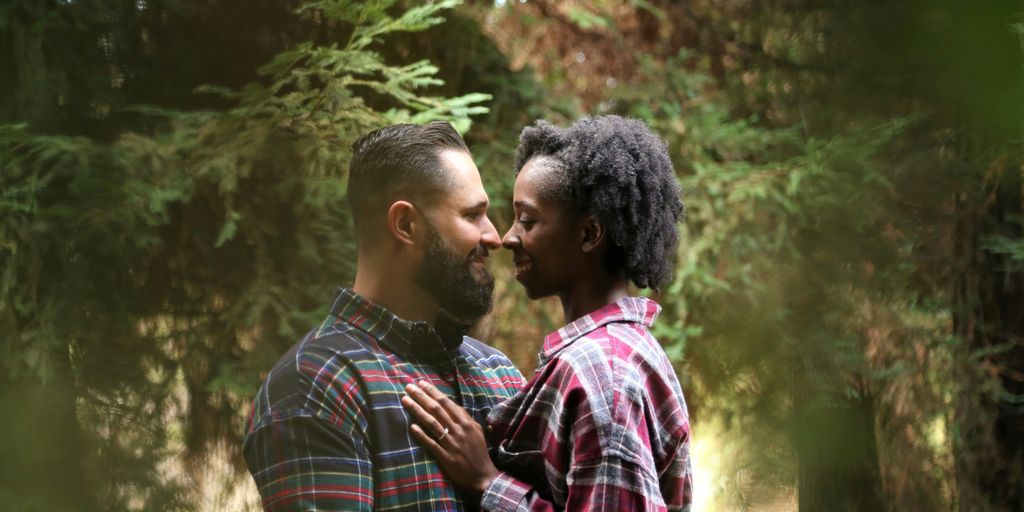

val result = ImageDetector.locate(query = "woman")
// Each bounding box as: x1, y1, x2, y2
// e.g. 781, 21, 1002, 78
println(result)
401, 115, 691, 511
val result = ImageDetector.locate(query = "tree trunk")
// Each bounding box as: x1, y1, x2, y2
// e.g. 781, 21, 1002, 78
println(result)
8, 0, 59, 129
795, 384, 884, 512
953, 161, 1024, 512
950, 1, 1024, 510
0, 345, 97, 511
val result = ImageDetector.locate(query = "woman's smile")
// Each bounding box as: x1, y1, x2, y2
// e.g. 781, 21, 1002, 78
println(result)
513, 257, 533, 277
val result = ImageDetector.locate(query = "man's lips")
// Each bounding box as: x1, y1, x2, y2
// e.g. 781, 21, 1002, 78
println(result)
469, 246, 489, 265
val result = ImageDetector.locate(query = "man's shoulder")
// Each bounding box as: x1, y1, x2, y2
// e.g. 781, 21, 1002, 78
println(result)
310, 316, 376, 351
264, 321, 377, 373
246, 319, 387, 425
256, 321, 383, 398
460, 335, 510, 360
460, 337, 521, 371
458, 337, 526, 390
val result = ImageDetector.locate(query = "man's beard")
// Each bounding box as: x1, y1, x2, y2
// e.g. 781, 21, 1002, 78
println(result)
414, 219, 495, 321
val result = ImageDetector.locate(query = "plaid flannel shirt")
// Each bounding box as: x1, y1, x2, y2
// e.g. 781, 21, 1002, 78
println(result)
481, 297, 692, 512
243, 288, 525, 511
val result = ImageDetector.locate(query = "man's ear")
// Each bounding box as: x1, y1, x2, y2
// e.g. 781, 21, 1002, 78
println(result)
580, 214, 607, 254
387, 201, 420, 246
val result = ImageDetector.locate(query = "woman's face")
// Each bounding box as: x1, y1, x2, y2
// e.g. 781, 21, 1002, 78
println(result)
501, 158, 584, 300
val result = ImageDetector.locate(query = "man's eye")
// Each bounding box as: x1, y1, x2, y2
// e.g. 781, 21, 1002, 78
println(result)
519, 218, 535, 227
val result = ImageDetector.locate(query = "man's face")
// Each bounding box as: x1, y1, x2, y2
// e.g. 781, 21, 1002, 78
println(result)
413, 149, 501, 320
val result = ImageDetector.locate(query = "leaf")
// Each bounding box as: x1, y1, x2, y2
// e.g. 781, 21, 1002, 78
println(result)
566, 7, 611, 30
296, 0, 393, 24
351, 0, 459, 49
215, 210, 242, 248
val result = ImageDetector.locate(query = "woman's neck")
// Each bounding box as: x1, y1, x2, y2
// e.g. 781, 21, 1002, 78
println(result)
559, 274, 630, 324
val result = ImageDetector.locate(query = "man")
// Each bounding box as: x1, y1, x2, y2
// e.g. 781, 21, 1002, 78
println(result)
243, 122, 525, 511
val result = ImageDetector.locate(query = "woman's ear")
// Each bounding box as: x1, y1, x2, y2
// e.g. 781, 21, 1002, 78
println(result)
387, 201, 420, 246
580, 214, 607, 254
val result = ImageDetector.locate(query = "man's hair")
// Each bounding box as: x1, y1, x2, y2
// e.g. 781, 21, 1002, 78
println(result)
514, 115, 685, 290
347, 121, 469, 236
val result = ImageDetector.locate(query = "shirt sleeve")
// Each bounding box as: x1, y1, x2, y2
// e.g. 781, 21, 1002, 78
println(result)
242, 359, 374, 511
659, 435, 693, 511
479, 354, 675, 512
480, 455, 669, 512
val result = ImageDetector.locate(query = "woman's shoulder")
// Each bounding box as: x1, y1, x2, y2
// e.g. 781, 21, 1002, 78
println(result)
540, 326, 644, 400
557, 320, 655, 366
548, 323, 679, 409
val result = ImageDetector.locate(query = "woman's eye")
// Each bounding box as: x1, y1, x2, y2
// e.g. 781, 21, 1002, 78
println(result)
519, 218, 535, 227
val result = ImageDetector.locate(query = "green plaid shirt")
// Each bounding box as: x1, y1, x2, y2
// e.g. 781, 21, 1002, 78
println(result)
243, 288, 525, 511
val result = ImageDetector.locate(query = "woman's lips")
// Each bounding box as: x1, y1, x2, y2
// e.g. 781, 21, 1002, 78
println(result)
513, 259, 532, 276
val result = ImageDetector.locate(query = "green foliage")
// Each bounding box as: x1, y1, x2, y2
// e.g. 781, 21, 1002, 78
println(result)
0, 1, 490, 509
984, 227, 1024, 271
565, 7, 612, 30
4, 0, 1021, 510
602, 25, 955, 509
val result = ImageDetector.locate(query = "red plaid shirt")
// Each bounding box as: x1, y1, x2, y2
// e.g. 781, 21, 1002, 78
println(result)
481, 297, 692, 511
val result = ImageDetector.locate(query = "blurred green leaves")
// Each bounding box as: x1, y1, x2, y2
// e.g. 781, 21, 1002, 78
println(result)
0, 0, 491, 509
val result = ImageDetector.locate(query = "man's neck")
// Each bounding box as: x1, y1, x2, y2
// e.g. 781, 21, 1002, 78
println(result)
353, 261, 439, 323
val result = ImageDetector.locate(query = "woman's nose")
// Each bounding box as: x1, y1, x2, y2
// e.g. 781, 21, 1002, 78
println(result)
501, 226, 519, 249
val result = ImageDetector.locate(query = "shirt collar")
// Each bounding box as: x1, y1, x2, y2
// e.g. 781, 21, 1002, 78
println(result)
539, 296, 661, 366
327, 288, 468, 362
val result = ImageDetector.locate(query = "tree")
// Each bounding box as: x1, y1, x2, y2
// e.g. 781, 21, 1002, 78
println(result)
472, 1, 1022, 510
949, 3, 1024, 510
1, 0, 491, 509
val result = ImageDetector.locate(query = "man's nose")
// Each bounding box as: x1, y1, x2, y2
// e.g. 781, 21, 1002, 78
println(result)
480, 215, 501, 250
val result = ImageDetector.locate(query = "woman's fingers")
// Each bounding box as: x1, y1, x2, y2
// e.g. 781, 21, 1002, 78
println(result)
399, 391, 448, 440
404, 381, 501, 494
401, 389, 452, 443
415, 380, 471, 422
409, 423, 445, 457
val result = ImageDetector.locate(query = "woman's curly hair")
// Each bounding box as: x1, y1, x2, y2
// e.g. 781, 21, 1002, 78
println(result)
514, 115, 684, 291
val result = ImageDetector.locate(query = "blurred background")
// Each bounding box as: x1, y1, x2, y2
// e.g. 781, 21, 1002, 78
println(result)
2, 0, 1023, 510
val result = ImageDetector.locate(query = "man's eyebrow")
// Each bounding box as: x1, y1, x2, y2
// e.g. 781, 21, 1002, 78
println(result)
462, 200, 489, 211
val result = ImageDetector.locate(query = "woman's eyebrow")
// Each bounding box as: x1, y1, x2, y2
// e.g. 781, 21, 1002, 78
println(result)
513, 199, 537, 210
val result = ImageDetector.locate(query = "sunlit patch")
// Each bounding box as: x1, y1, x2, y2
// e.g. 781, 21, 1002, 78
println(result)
691, 428, 722, 512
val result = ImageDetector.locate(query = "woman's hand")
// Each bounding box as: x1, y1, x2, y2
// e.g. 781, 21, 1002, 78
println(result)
402, 381, 499, 496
